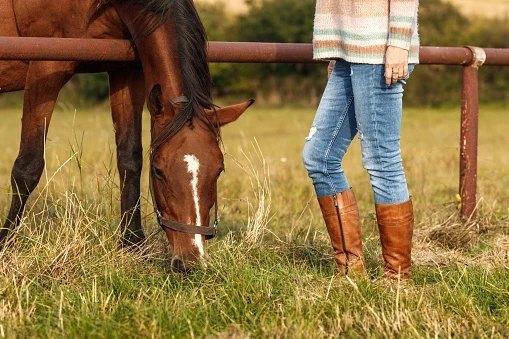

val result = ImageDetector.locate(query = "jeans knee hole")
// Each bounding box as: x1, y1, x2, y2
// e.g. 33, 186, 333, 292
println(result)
357, 128, 364, 140
305, 126, 317, 141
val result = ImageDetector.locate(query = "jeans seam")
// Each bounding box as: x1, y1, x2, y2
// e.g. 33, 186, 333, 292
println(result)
369, 65, 394, 200
370, 65, 383, 170
323, 95, 354, 195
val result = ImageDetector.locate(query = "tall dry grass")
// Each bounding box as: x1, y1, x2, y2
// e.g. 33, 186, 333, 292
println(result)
0, 104, 507, 337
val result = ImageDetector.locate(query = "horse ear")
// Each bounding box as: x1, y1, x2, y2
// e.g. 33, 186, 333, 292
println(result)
148, 84, 163, 115
206, 99, 255, 126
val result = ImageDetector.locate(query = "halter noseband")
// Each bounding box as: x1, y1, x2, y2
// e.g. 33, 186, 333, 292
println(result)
148, 173, 217, 239
148, 95, 218, 240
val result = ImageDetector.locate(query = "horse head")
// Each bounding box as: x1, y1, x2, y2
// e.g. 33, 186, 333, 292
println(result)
149, 92, 254, 272
111, 0, 254, 272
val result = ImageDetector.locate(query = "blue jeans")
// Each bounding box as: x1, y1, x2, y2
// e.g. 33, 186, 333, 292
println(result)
302, 59, 415, 204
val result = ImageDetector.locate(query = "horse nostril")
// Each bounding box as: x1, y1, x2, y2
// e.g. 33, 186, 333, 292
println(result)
170, 257, 188, 274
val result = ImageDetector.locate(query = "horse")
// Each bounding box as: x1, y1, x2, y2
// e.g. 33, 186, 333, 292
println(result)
0, 0, 254, 272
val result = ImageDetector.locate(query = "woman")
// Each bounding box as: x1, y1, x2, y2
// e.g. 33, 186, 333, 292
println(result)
302, 0, 419, 280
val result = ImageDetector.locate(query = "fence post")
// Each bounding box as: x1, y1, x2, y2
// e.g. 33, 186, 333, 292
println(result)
459, 46, 486, 220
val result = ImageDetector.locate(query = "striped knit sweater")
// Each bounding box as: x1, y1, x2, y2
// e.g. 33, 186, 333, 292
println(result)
313, 0, 420, 64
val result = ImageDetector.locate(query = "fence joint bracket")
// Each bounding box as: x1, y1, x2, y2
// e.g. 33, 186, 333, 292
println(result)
464, 46, 486, 68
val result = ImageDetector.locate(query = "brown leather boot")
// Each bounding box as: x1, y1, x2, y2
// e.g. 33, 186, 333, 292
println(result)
375, 199, 414, 280
318, 189, 366, 275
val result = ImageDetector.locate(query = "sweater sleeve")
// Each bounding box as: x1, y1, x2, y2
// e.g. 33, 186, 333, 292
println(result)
388, 0, 418, 51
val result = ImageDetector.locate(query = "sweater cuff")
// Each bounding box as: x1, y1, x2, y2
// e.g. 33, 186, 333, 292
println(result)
387, 37, 412, 51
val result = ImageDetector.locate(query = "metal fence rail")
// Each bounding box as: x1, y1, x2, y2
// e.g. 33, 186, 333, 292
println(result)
1, 37, 508, 219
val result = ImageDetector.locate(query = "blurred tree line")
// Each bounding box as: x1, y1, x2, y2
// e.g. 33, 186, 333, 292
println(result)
1, 0, 507, 108
198, 0, 509, 107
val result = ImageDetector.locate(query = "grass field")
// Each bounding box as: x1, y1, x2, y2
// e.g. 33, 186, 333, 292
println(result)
0, 103, 508, 337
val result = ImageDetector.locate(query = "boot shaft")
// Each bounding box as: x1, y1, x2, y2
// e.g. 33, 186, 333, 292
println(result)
318, 189, 365, 274
375, 199, 414, 280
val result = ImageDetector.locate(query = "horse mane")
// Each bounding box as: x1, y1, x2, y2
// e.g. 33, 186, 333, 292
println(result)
95, 0, 218, 150
146, 0, 219, 151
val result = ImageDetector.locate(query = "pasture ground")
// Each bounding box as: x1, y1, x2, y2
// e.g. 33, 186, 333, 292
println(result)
0, 104, 508, 338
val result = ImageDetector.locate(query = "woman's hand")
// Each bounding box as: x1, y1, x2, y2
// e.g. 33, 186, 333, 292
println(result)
384, 46, 409, 86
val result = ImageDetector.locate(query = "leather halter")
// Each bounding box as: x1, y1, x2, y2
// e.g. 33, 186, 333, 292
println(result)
149, 95, 218, 240
171, 95, 190, 104
149, 173, 217, 239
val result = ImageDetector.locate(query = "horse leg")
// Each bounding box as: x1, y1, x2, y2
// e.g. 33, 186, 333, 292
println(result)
108, 66, 146, 247
0, 61, 76, 246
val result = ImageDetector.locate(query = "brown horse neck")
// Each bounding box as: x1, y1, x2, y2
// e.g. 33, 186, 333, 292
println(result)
112, 4, 186, 115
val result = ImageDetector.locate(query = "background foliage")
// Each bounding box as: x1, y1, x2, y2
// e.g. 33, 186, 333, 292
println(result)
197, 0, 509, 107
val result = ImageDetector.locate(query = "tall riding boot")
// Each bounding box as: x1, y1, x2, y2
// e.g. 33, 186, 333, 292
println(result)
318, 189, 366, 275
375, 199, 414, 280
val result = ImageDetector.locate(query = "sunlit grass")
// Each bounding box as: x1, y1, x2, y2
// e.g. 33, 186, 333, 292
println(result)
0, 104, 508, 338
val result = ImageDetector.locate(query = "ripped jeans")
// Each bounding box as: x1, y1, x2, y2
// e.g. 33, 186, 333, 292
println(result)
302, 59, 415, 204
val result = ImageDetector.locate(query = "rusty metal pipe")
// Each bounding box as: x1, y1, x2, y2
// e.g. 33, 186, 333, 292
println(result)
482, 48, 509, 65
208, 43, 509, 65
459, 47, 486, 220
207, 41, 317, 64
0, 37, 138, 62
460, 64, 480, 220
419, 46, 472, 65
0, 38, 508, 65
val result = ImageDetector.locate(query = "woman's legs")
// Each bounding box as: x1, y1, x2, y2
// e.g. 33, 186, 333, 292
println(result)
303, 60, 365, 274
303, 61, 415, 279
350, 63, 413, 205
303, 61, 415, 205
302, 60, 357, 198
350, 63, 415, 279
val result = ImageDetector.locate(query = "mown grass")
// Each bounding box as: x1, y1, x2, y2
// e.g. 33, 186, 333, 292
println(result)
0, 103, 508, 338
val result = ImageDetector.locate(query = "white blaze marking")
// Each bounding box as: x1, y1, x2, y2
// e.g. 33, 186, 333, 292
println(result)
184, 154, 204, 257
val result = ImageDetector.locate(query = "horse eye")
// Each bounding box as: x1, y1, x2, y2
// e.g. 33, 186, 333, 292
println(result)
217, 168, 224, 178
152, 166, 165, 180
